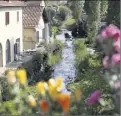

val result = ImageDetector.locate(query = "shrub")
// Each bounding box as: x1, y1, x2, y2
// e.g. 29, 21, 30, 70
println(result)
73, 39, 88, 64
48, 39, 65, 66
0, 77, 12, 101
0, 101, 19, 115
61, 18, 76, 30
68, 70, 115, 115
21, 52, 53, 85
58, 6, 72, 21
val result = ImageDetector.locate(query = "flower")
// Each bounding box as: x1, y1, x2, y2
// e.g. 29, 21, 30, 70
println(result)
7, 70, 16, 84
40, 100, 49, 113
75, 89, 82, 101
36, 82, 47, 96
48, 78, 56, 87
58, 93, 71, 113
88, 90, 102, 105
101, 24, 120, 41
111, 53, 120, 65
114, 82, 120, 89
16, 69, 27, 85
103, 56, 109, 69
56, 77, 65, 92
113, 39, 120, 53
28, 95, 37, 108
7, 70, 15, 78
48, 84, 59, 100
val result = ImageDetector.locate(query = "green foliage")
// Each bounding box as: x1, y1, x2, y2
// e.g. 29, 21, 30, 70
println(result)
0, 101, 19, 115
58, 5, 72, 21
106, 1, 120, 27
75, 52, 103, 82
52, 26, 59, 38
48, 39, 65, 66
48, 54, 61, 66
84, 1, 101, 44
21, 52, 53, 85
37, 42, 47, 48
71, 38, 115, 114
100, 0, 108, 16
68, 69, 115, 115
0, 77, 12, 101
46, 5, 72, 28
67, 1, 84, 21
73, 39, 88, 63
61, 18, 76, 30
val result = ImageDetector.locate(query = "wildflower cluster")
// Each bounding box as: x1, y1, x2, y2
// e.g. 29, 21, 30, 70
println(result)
97, 24, 120, 89
6, 69, 82, 115
96, 24, 120, 112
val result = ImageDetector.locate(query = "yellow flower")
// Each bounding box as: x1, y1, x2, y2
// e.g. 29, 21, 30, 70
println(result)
48, 85, 60, 100
16, 69, 27, 85
58, 93, 71, 113
36, 82, 46, 96
44, 82, 49, 90
56, 77, 65, 92
7, 70, 16, 84
75, 89, 82, 101
28, 95, 37, 108
48, 78, 56, 87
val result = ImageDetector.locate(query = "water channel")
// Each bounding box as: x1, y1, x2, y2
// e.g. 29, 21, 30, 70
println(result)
53, 30, 76, 89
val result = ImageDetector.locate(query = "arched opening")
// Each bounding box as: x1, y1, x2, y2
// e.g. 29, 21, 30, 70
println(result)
14, 38, 20, 61
6, 39, 11, 63
0, 43, 3, 67
16, 38, 20, 54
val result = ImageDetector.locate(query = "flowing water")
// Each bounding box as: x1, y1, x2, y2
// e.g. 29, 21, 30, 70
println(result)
53, 31, 76, 89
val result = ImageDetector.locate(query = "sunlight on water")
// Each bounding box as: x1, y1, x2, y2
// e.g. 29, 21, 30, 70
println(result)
53, 31, 76, 85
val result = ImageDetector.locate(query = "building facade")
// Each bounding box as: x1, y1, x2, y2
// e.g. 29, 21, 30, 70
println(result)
0, 1, 24, 67
23, 1, 50, 50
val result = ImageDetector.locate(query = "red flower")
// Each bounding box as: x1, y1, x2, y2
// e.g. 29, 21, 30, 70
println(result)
58, 93, 71, 113
40, 100, 49, 113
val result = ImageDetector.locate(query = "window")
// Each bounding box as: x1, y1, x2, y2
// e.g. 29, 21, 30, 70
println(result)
17, 11, 19, 22
36, 31, 39, 42
5, 12, 9, 25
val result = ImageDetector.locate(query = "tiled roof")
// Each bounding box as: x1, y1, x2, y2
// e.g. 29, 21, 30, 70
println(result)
0, 1, 25, 7
23, 1, 43, 27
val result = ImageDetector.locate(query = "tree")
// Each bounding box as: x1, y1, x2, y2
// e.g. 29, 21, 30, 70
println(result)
84, 0, 101, 44
106, 0, 120, 27
57, 6, 72, 21
67, 0, 85, 21
100, 0, 108, 16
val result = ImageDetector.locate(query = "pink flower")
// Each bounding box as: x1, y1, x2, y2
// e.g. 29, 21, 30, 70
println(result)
88, 90, 102, 105
114, 82, 120, 89
103, 56, 109, 69
111, 53, 120, 65
113, 39, 120, 53
101, 24, 120, 41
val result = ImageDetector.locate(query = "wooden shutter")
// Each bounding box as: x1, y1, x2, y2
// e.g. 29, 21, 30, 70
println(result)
17, 11, 19, 22
5, 12, 9, 25
36, 31, 39, 42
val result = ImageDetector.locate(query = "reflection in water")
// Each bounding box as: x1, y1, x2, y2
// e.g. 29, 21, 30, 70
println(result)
53, 32, 76, 86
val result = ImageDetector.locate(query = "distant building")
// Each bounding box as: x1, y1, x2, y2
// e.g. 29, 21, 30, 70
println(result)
23, 1, 50, 50
0, 1, 24, 67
